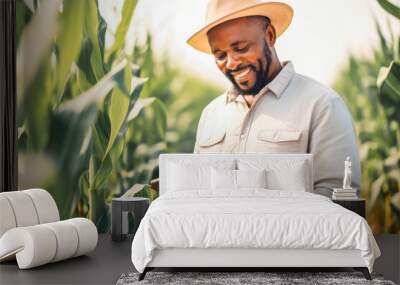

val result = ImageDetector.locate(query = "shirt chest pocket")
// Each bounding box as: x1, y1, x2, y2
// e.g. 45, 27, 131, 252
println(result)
256, 129, 303, 153
198, 131, 239, 153
198, 132, 226, 153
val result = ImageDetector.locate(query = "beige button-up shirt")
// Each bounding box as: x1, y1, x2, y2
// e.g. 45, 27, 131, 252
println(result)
193, 61, 361, 197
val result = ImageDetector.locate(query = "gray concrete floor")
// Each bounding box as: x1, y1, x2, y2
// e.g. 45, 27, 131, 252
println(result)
374, 234, 400, 284
0, 234, 398, 285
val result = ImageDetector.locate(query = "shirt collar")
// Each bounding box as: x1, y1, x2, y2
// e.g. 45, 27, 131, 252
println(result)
226, 60, 295, 103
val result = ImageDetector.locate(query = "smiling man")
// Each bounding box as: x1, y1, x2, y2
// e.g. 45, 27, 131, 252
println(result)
188, 0, 361, 197
209, 16, 279, 101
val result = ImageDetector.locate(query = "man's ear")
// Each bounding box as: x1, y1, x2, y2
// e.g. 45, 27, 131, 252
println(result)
264, 24, 277, 47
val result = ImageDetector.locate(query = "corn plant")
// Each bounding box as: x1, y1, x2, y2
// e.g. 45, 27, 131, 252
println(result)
332, 0, 400, 233
16, 0, 167, 232
112, 34, 223, 197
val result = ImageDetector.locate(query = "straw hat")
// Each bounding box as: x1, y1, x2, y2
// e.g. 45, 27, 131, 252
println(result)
187, 0, 293, 54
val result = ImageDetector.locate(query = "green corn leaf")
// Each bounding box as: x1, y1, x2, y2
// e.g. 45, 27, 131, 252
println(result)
51, 105, 98, 180
60, 60, 127, 113
131, 63, 141, 77
98, 14, 107, 63
377, 61, 400, 123
55, 0, 85, 100
83, 0, 105, 81
368, 174, 386, 213
116, 76, 148, 136
77, 38, 98, 86
48, 62, 126, 218
129, 76, 148, 102
88, 155, 95, 186
151, 98, 168, 139
103, 69, 147, 160
112, 63, 132, 96
109, 137, 125, 167
377, 0, 400, 20
106, 0, 138, 63
140, 34, 154, 78
76, 67, 94, 93
59, 75, 114, 113
105, 87, 130, 158
78, 171, 90, 197
24, 59, 53, 151
103, 65, 133, 158
374, 19, 392, 61
47, 103, 98, 219
89, 109, 114, 190
92, 110, 110, 160
88, 187, 109, 232
92, 155, 113, 190
16, 0, 59, 105
127, 97, 156, 122
90, 71, 148, 196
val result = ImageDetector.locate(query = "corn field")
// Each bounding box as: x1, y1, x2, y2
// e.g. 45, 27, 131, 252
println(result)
332, 0, 400, 233
16, 0, 220, 232
16, 0, 399, 234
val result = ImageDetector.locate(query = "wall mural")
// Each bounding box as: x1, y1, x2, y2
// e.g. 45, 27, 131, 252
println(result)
16, 0, 399, 234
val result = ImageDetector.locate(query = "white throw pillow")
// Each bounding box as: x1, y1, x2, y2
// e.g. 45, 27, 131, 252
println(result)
168, 162, 210, 191
236, 169, 267, 189
211, 168, 268, 190
167, 160, 235, 192
266, 163, 307, 191
211, 168, 236, 190
237, 159, 308, 191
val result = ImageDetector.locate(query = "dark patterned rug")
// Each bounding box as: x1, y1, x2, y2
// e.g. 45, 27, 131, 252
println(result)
116, 271, 396, 285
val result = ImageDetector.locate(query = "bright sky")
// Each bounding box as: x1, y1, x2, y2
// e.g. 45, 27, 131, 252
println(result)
100, 0, 399, 89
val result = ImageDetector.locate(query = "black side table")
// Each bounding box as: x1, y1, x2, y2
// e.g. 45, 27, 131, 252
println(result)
332, 198, 366, 218
111, 197, 150, 242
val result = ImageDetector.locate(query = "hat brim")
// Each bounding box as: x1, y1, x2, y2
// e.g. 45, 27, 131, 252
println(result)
187, 2, 293, 54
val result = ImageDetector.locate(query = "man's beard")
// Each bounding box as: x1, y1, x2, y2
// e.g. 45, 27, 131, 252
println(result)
226, 45, 272, 95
